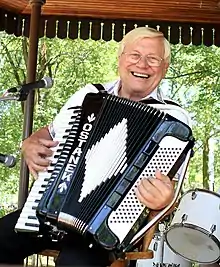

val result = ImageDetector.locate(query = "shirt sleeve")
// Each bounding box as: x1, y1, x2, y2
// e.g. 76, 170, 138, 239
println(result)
48, 84, 99, 139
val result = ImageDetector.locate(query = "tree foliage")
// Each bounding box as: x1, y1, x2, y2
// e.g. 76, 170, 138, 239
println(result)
0, 33, 118, 212
166, 44, 220, 189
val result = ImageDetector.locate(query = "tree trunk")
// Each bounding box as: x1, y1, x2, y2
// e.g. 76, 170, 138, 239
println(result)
202, 137, 209, 189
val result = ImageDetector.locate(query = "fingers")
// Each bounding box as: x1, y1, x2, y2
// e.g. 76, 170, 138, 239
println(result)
155, 169, 172, 187
135, 178, 161, 209
135, 170, 174, 210
29, 167, 38, 180
27, 157, 51, 171
135, 185, 157, 209
147, 176, 172, 196
25, 154, 51, 178
38, 138, 59, 148
22, 137, 58, 178
24, 144, 52, 165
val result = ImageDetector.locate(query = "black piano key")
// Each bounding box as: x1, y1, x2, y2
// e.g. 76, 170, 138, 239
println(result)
28, 215, 37, 220
25, 222, 39, 227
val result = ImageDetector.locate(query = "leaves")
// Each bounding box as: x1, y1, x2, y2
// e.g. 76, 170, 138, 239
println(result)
166, 44, 220, 190
0, 34, 118, 210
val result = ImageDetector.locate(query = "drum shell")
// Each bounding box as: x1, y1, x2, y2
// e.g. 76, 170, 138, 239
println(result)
137, 233, 191, 267
165, 189, 220, 264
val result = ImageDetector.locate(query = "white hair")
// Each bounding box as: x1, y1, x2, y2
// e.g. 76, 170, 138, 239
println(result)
118, 27, 171, 63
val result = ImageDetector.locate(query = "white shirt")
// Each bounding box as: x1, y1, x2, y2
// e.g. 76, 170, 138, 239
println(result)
103, 79, 165, 103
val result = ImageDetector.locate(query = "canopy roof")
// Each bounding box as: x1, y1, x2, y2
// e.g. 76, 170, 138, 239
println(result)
1, 0, 220, 23
1, 0, 220, 46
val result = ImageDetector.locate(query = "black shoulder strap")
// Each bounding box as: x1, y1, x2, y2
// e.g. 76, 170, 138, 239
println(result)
141, 98, 181, 107
93, 84, 181, 108
163, 99, 181, 107
92, 83, 106, 93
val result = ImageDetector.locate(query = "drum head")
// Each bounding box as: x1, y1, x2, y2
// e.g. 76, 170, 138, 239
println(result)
165, 224, 220, 263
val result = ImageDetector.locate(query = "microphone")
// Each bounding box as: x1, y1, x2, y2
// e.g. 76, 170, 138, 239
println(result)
7, 77, 53, 101
0, 153, 16, 168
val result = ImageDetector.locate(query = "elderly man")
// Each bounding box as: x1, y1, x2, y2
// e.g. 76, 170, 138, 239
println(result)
0, 27, 175, 266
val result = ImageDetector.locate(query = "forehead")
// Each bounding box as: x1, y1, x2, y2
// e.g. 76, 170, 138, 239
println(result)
125, 37, 165, 56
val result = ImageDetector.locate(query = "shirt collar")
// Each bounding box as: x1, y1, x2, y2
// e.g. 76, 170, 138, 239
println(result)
113, 79, 165, 104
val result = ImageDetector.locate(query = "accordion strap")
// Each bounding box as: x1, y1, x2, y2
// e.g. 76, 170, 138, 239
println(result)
92, 83, 106, 93
141, 98, 181, 107
92, 83, 181, 107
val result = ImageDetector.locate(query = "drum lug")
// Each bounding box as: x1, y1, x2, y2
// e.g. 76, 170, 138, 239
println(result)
181, 213, 188, 223
210, 224, 216, 234
191, 191, 197, 200
153, 241, 158, 251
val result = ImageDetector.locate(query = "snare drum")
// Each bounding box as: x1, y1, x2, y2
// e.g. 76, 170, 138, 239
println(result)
165, 189, 220, 264
137, 232, 191, 267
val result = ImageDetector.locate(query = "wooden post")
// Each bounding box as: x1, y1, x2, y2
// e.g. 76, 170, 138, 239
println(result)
18, 0, 45, 209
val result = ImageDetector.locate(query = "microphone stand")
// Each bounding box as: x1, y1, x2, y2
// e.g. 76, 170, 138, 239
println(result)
0, 88, 31, 102
0, 94, 19, 168
0, 95, 18, 101
0, 92, 25, 169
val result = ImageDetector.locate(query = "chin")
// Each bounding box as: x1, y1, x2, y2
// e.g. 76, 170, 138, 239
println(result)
132, 87, 149, 95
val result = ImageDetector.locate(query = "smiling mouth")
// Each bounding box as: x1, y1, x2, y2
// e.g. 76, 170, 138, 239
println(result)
131, 72, 150, 79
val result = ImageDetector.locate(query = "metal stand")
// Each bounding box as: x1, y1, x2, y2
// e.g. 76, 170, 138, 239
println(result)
0, 95, 18, 101
158, 223, 166, 264
0, 94, 19, 168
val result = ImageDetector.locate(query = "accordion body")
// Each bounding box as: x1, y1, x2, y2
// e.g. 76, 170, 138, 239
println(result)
27, 92, 195, 251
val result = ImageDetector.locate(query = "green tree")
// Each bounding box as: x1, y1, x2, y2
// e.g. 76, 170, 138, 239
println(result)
166, 44, 220, 190
0, 33, 118, 213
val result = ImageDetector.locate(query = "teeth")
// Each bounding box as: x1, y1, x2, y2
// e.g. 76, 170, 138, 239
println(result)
132, 72, 149, 78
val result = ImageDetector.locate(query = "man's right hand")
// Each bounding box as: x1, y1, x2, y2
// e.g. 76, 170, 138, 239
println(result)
21, 128, 59, 179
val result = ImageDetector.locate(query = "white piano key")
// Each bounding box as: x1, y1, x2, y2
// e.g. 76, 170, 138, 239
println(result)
17, 218, 40, 226
15, 108, 81, 232
18, 210, 37, 217
15, 222, 40, 232
22, 201, 38, 209
25, 195, 42, 202
17, 218, 38, 225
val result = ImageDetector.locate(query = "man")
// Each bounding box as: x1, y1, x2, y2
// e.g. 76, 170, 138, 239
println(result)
0, 27, 174, 266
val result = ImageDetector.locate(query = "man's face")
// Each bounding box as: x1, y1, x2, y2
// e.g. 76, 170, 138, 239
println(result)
118, 37, 169, 99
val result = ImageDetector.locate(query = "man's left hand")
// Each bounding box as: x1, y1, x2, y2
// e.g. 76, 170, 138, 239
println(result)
135, 170, 174, 210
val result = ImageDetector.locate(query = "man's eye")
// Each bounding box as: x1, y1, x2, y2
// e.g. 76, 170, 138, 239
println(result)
148, 57, 160, 63
130, 54, 141, 60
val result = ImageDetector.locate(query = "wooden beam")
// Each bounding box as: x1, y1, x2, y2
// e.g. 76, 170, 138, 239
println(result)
1, 0, 220, 24
0, 0, 29, 13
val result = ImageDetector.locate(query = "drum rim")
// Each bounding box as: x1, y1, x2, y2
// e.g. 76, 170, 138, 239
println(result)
182, 188, 220, 199
164, 223, 220, 264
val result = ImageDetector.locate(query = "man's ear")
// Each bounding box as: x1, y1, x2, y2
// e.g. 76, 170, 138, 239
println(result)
162, 62, 169, 78
117, 56, 121, 75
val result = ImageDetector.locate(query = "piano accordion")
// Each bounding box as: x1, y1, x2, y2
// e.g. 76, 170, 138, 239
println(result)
15, 92, 194, 252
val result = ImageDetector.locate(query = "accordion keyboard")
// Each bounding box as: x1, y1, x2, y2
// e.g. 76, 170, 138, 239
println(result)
15, 106, 81, 232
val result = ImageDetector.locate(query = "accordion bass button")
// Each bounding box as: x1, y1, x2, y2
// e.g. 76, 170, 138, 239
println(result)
106, 192, 121, 208
115, 179, 130, 195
